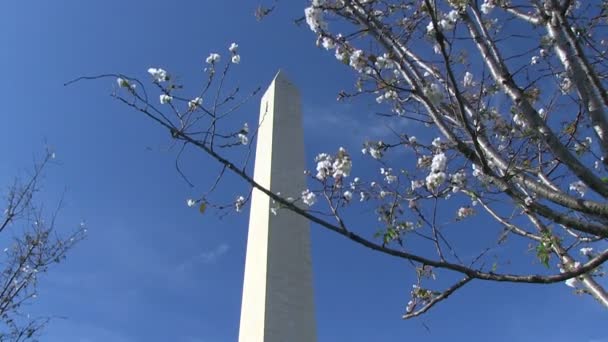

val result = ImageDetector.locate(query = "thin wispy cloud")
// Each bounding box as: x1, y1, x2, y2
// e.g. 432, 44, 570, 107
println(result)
177, 243, 230, 272
303, 101, 410, 144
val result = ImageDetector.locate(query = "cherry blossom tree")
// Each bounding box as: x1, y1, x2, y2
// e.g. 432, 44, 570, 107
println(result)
75, 0, 608, 319
0, 150, 86, 341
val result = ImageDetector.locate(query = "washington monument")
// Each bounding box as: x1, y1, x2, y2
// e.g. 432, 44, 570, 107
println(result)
238, 71, 317, 341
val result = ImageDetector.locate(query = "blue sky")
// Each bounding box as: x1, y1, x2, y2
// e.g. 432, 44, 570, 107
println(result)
0, 1, 606, 341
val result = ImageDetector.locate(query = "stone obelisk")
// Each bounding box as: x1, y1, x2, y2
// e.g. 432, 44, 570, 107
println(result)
238, 71, 317, 342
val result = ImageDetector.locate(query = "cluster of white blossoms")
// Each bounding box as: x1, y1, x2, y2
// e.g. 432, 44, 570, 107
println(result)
450, 170, 467, 192
574, 136, 592, 154
569, 180, 587, 197
426, 152, 447, 190
237, 122, 249, 145
374, 53, 394, 70
380, 168, 397, 184
426, 10, 459, 34
480, 0, 495, 14
304, 0, 327, 33
361, 141, 384, 159
423, 83, 443, 106
116, 77, 136, 90
462, 72, 474, 88
148, 67, 169, 83
206, 53, 221, 64
159, 94, 173, 104
235, 196, 246, 212
229, 42, 240, 64
314, 147, 352, 181
562, 259, 582, 288
301, 189, 317, 207
349, 49, 366, 73
188, 97, 203, 111
530, 55, 540, 65
512, 112, 527, 130
375, 89, 399, 104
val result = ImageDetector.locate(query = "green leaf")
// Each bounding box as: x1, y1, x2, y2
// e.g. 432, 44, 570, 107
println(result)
199, 203, 207, 214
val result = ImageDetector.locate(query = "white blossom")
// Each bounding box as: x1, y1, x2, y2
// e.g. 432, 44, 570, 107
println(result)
232, 55, 241, 64
315, 153, 333, 180
426, 172, 447, 190
538, 108, 546, 119
304, 6, 326, 33
463, 72, 474, 87
229, 42, 238, 53
565, 277, 577, 288
159, 94, 173, 104
321, 37, 335, 50
238, 133, 248, 145
235, 196, 246, 212
302, 189, 317, 206
569, 180, 587, 197
188, 97, 203, 111
349, 49, 366, 72
116, 77, 136, 90
411, 179, 425, 191
530, 56, 539, 65
332, 147, 352, 178
409, 136, 417, 144
343, 190, 353, 201
147, 67, 169, 82
424, 83, 443, 105
186, 199, 196, 207
513, 113, 527, 130
380, 168, 397, 184
432, 137, 443, 149
359, 191, 368, 202
206, 53, 221, 64
480, 0, 495, 14
580, 247, 594, 256
431, 153, 447, 173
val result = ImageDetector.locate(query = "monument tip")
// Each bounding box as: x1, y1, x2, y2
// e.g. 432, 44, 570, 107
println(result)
272, 69, 290, 83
